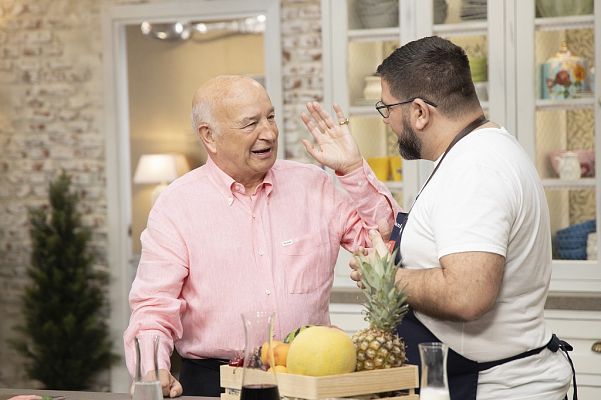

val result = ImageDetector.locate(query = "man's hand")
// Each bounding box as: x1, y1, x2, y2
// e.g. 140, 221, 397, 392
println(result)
157, 369, 183, 398
350, 230, 390, 288
131, 369, 183, 398
300, 102, 363, 175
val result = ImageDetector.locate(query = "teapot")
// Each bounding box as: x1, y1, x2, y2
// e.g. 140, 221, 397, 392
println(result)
555, 151, 581, 180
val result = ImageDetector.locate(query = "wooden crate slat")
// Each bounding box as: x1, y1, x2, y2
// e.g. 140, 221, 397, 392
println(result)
220, 365, 418, 400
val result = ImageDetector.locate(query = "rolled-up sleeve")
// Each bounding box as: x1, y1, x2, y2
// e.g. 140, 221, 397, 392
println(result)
123, 207, 190, 377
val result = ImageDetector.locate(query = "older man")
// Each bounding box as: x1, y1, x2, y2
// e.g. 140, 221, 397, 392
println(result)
123, 75, 399, 397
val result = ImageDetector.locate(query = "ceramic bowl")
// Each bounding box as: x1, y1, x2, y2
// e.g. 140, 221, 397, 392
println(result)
355, 0, 399, 29
536, 0, 593, 17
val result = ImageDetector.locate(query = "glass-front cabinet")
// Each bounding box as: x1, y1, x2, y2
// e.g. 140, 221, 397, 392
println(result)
322, 0, 601, 292
516, 0, 599, 292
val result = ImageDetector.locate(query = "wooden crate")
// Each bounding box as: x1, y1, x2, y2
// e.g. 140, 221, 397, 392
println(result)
220, 364, 419, 400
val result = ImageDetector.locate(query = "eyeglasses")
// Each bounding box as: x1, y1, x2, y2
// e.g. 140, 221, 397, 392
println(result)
375, 97, 438, 118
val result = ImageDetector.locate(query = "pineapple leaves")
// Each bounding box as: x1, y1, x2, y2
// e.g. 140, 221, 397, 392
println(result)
357, 249, 408, 331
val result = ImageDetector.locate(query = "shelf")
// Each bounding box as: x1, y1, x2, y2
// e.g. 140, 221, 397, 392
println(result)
536, 97, 595, 111
534, 15, 594, 31
385, 181, 403, 192
542, 178, 596, 189
432, 21, 487, 37
349, 105, 379, 116
348, 27, 398, 43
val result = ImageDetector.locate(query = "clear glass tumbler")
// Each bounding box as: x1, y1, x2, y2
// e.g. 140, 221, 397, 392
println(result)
418, 342, 450, 400
239, 311, 280, 400
132, 335, 162, 400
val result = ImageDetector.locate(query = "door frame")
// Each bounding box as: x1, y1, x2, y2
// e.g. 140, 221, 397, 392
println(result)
101, 0, 282, 391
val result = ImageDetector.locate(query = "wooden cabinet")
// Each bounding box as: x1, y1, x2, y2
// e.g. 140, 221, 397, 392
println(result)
322, 0, 601, 293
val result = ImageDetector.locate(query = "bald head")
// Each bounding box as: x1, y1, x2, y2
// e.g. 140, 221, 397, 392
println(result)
191, 75, 266, 135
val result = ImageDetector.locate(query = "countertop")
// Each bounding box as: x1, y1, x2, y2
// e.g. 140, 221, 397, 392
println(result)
330, 287, 601, 311
0, 389, 215, 400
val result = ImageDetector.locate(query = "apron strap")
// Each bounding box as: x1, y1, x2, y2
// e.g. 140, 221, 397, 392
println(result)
546, 334, 578, 400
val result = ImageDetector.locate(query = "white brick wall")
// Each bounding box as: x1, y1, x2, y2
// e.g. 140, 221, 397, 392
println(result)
0, 0, 322, 389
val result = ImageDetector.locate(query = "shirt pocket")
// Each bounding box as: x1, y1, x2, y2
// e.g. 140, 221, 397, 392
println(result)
280, 231, 329, 294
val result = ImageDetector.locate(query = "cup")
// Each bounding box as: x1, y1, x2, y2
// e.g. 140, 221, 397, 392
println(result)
389, 156, 403, 181
419, 342, 450, 400
367, 157, 390, 181
555, 152, 581, 180
240, 311, 280, 400
132, 335, 162, 400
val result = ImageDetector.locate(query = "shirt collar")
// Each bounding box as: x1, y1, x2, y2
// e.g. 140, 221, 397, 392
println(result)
205, 157, 275, 203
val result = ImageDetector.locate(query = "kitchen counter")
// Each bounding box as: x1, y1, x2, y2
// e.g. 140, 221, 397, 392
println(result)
0, 389, 215, 400
331, 287, 601, 311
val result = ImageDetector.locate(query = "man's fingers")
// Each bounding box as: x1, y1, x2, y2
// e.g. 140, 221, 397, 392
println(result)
369, 230, 389, 258
376, 218, 392, 242
157, 369, 174, 396
169, 377, 183, 398
300, 112, 324, 139
301, 139, 323, 163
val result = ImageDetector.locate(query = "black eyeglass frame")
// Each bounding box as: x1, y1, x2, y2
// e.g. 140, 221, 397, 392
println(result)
375, 97, 438, 118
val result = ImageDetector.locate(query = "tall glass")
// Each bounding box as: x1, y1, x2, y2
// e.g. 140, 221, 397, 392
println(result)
240, 311, 280, 400
418, 342, 450, 400
132, 335, 162, 400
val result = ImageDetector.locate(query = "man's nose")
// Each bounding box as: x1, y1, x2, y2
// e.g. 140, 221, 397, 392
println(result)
258, 119, 278, 140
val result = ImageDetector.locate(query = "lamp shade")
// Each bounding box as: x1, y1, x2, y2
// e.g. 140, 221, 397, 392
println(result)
133, 153, 190, 184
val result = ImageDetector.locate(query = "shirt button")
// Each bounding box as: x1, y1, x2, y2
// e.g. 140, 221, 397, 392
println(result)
258, 249, 264, 256
227, 198, 234, 205
252, 214, 256, 219
265, 289, 271, 295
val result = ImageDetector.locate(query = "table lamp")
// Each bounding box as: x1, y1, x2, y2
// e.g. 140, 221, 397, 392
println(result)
133, 153, 190, 204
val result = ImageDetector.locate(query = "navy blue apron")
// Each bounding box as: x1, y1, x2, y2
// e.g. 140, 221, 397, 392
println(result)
389, 115, 578, 400
396, 309, 577, 400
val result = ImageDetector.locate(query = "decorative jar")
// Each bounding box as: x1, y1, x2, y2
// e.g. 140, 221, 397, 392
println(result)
541, 42, 590, 99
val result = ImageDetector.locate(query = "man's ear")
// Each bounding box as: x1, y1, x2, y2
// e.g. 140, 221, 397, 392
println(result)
412, 99, 431, 131
198, 124, 217, 154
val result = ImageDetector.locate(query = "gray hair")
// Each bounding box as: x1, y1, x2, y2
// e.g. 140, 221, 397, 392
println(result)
190, 97, 215, 135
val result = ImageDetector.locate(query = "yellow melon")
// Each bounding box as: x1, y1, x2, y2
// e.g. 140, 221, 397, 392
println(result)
286, 326, 356, 376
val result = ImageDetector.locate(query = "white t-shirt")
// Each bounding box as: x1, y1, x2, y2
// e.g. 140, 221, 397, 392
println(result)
401, 127, 572, 399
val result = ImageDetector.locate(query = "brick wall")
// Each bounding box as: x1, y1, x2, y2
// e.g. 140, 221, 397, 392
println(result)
0, 0, 322, 389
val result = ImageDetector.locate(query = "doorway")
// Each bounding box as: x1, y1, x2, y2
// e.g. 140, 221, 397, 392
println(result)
102, 0, 282, 391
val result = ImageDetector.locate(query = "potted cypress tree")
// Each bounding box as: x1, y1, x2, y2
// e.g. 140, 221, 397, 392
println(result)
11, 171, 117, 389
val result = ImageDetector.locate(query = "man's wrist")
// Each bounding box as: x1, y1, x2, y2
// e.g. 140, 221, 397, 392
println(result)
336, 159, 363, 176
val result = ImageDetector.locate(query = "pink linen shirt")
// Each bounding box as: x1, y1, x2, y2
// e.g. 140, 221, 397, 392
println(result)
124, 157, 399, 376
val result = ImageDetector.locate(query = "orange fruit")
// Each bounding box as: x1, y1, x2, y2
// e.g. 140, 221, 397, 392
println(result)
260, 340, 283, 367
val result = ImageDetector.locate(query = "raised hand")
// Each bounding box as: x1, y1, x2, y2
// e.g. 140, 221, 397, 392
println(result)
300, 102, 363, 175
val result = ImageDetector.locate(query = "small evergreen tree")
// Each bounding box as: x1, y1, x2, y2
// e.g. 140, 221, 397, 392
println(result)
11, 171, 117, 389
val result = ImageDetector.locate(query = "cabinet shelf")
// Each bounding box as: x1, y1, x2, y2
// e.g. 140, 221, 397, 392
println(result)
432, 20, 487, 37
348, 27, 398, 42
536, 97, 595, 110
534, 14, 595, 31
349, 105, 378, 116
542, 178, 596, 189
385, 181, 403, 192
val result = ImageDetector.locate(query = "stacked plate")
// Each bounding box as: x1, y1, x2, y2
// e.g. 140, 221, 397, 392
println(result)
460, 0, 487, 21
555, 219, 596, 260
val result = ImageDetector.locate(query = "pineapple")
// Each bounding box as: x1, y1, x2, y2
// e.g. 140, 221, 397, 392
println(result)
351, 250, 409, 371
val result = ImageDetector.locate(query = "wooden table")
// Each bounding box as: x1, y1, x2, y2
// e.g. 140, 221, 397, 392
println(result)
0, 388, 215, 400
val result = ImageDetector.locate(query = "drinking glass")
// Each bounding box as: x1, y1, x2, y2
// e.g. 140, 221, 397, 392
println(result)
418, 342, 450, 400
240, 311, 280, 400
132, 335, 162, 400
